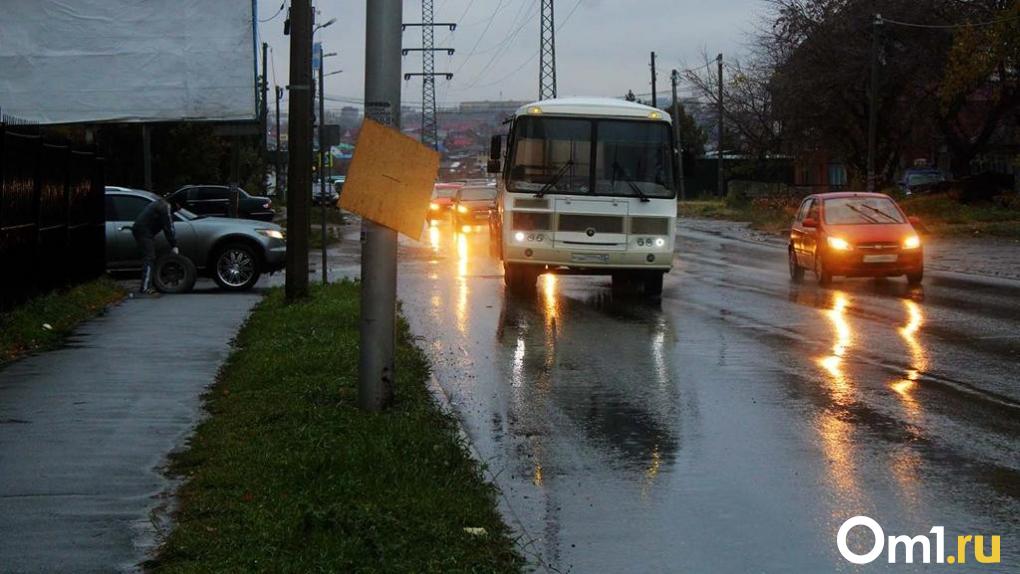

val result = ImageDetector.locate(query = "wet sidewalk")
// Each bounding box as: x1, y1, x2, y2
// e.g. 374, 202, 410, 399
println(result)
0, 284, 260, 573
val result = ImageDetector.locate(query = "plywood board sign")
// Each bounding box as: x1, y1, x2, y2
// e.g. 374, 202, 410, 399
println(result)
339, 119, 439, 239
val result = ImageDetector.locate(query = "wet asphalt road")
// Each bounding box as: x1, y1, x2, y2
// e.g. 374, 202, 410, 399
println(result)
360, 220, 1020, 573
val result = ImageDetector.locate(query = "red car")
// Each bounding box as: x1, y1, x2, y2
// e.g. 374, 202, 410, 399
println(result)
789, 192, 924, 286
428, 182, 463, 222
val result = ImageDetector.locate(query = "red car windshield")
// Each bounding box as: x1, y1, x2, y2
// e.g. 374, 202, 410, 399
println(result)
824, 197, 905, 225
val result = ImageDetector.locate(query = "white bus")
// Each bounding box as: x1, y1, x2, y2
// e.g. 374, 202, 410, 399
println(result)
488, 97, 678, 294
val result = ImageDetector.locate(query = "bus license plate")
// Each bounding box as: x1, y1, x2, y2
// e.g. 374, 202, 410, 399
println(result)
571, 253, 609, 264
863, 254, 898, 263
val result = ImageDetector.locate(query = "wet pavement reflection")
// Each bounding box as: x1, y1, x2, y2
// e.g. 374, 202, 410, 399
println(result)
379, 220, 1020, 572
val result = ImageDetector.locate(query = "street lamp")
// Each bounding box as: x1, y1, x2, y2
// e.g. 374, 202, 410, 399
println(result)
313, 17, 336, 34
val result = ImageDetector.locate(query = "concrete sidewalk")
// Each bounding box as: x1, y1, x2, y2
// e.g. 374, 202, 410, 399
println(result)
0, 284, 260, 573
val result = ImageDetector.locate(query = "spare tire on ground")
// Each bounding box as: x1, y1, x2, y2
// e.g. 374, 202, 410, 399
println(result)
153, 253, 197, 293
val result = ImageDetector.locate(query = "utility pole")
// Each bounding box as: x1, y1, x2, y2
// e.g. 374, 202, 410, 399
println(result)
716, 53, 725, 198
867, 14, 883, 193
360, 0, 402, 411
141, 124, 153, 191
671, 69, 686, 201
539, 0, 557, 100
275, 85, 283, 201
401, 6, 456, 150
650, 52, 657, 108
285, 0, 312, 301
318, 48, 328, 285
261, 42, 269, 151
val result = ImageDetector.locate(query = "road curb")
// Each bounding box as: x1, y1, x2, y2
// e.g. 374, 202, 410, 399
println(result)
425, 374, 558, 573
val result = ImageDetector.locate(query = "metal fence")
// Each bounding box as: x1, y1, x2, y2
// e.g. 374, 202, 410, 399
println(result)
1, 120, 106, 312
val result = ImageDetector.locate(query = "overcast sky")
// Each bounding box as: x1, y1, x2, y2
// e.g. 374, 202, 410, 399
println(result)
258, 0, 766, 110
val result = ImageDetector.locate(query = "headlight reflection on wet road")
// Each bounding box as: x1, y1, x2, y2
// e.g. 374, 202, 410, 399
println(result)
817, 292, 854, 405
893, 299, 927, 401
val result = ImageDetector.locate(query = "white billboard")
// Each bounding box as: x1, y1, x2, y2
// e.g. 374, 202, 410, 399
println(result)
0, 0, 257, 124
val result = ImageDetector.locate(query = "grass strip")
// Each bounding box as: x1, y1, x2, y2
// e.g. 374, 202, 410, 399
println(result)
0, 276, 126, 365
149, 281, 523, 573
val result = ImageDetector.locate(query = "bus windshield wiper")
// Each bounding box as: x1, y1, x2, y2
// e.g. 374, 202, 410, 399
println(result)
612, 161, 650, 202
536, 160, 573, 198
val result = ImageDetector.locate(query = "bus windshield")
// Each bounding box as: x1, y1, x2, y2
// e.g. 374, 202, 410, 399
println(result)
508, 116, 675, 199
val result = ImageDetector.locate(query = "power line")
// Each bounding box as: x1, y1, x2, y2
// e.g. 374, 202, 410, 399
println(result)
451, 0, 509, 74
259, 2, 286, 23
454, 0, 581, 91
881, 14, 1019, 29
458, 0, 540, 83
438, 0, 478, 44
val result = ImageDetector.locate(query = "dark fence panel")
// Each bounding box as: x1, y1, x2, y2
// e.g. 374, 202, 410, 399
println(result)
1, 124, 106, 312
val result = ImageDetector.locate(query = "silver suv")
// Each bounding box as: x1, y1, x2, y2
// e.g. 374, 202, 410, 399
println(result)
105, 187, 285, 291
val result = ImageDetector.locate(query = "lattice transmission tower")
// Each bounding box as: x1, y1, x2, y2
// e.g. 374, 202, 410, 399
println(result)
538, 0, 557, 100
402, 2, 454, 150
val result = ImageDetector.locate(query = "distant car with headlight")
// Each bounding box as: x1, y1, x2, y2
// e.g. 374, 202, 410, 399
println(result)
789, 192, 923, 286
105, 187, 286, 291
452, 185, 497, 230
428, 182, 463, 222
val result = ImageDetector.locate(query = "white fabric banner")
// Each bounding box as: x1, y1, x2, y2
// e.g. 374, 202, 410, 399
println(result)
0, 0, 257, 124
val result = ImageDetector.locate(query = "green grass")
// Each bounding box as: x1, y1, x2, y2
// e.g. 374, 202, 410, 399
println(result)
680, 193, 1020, 238
678, 199, 794, 234
149, 282, 523, 574
0, 277, 126, 365
898, 193, 1020, 238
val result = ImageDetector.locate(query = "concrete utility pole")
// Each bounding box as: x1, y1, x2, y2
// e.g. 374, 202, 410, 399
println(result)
360, 0, 402, 411
285, 0, 312, 301
717, 53, 725, 198
275, 85, 283, 201
671, 69, 686, 201
650, 52, 657, 108
867, 14, 883, 193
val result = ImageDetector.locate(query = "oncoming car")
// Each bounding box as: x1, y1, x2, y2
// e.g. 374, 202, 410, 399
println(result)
105, 187, 286, 291
789, 192, 924, 286
452, 185, 497, 231
428, 182, 463, 222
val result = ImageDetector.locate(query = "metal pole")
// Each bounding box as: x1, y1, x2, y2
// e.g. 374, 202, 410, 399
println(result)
650, 52, 657, 109
359, 0, 401, 411
141, 124, 153, 191
275, 85, 283, 201
716, 53, 725, 198
867, 14, 883, 193
319, 52, 328, 285
671, 69, 686, 201
261, 42, 269, 152
285, 0, 312, 301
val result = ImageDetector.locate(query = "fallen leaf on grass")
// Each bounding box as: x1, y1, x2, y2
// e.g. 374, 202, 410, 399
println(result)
463, 527, 487, 537
42, 323, 53, 331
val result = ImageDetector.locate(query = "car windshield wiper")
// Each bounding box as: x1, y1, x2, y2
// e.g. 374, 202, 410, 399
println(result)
846, 204, 881, 224
612, 161, 650, 202
860, 204, 901, 222
535, 160, 574, 198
